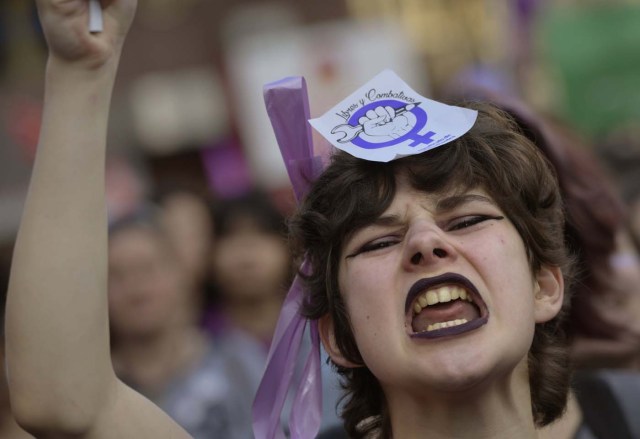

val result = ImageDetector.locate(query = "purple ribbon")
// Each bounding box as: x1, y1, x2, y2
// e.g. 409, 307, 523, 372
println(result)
252, 77, 325, 439
262, 76, 323, 202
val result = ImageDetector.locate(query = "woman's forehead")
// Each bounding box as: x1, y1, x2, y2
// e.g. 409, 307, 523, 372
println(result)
392, 176, 493, 209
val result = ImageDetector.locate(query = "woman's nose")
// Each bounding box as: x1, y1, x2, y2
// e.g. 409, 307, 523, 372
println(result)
402, 222, 457, 270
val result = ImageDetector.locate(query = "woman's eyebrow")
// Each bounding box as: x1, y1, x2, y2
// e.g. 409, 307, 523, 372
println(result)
435, 194, 495, 213
348, 214, 403, 241
369, 214, 404, 227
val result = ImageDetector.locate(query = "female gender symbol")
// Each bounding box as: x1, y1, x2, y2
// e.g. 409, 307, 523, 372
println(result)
344, 100, 436, 150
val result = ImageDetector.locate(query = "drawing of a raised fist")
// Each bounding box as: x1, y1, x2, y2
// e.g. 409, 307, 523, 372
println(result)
359, 105, 416, 140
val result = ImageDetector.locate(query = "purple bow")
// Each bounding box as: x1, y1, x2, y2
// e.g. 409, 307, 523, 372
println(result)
252, 77, 326, 439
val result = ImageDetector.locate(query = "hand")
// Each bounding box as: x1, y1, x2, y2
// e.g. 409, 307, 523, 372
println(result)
36, 0, 137, 69
359, 105, 416, 139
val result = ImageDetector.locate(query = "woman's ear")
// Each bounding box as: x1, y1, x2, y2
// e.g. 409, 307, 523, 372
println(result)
533, 264, 564, 323
318, 314, 361, 368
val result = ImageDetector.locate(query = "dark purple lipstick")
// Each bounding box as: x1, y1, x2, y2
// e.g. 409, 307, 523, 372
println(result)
405, 272, 489, 339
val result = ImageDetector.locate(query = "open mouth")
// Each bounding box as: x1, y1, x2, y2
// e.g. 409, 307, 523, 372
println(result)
404, 273, 489, 339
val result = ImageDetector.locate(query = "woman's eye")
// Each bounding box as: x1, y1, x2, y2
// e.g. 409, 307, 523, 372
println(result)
447, 215, 504, 231
348, 238, 399, 257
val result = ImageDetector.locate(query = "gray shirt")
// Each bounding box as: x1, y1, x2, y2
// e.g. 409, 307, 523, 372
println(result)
141, 332, 264, 439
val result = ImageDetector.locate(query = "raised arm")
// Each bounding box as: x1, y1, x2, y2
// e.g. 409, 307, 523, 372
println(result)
5, 1, 188, 437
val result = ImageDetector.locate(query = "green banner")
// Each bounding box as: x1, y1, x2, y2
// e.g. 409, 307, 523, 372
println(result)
539, 5, 640, 136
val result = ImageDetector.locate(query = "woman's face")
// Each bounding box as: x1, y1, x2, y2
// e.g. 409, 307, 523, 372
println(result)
108, 226, 187, 338
334, 177, 562, 399
160, 192, 213, 285
211, 218, 290, 301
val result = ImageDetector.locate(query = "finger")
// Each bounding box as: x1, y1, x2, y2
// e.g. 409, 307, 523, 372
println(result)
385, 106, 396, 119
375, 106, 388, 118
359, 116, 369, 125
395, 115, 409, 128
366, 109, 378, 120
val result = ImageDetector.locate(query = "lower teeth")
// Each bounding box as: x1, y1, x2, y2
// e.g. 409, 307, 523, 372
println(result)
427, 318, 468, 332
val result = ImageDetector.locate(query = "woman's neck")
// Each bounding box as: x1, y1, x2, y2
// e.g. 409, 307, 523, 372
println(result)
385, 368, 538, 439
538, 390, 582, 439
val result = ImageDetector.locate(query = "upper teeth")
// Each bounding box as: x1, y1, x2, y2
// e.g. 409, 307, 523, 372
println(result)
412, 285, 472, 315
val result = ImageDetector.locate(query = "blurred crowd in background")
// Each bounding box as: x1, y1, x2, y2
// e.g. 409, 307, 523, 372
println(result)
1, 0, 640, 438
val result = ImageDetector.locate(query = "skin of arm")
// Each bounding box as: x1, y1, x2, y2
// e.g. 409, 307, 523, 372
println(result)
5, 1, 188, 437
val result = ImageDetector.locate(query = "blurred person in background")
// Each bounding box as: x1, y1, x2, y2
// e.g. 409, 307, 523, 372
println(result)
206, 190, 347, 435
107, 208, 258, 439
103, 149, 260, 437
597, 128, 640, 251
527, 113, 640, 439
206, 190, 291, 345
453, 89, 640, 439
155, 186, 216, 318
503, 103, 640, 372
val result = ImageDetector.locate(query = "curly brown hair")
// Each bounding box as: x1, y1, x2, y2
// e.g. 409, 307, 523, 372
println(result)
289, 102, 576, 437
